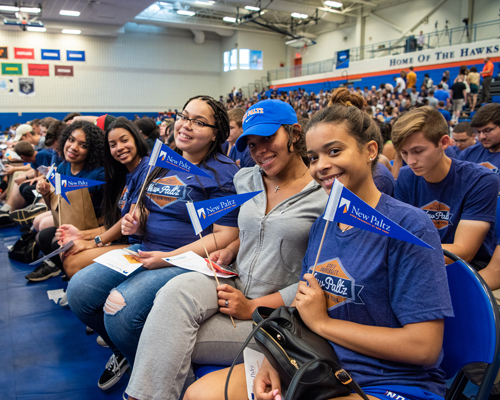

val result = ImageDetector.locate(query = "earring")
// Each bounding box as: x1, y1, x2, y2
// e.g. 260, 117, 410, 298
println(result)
369, 158, 374, 162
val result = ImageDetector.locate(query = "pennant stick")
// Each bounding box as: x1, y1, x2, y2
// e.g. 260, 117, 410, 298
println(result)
58, 195, 62, 226
130, 165, 153, 217
198, 232, 236, 328
311, 220, 330, 276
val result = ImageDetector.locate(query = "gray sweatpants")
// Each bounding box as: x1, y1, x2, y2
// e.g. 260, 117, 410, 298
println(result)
126, 272, 257, 400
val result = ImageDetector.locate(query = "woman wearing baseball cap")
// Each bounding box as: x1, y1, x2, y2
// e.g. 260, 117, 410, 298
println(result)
124, 100, 328, 400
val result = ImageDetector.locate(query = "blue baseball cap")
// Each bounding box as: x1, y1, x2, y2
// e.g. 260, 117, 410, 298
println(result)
235, 100, 298, 152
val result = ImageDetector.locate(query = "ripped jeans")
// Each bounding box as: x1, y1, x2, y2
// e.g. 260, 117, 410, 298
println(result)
66, 243, 189, 367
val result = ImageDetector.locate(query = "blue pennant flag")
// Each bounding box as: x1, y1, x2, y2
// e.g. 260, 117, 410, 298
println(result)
56, 173, 106, 205
46, 164, 56, 186
149, 139, 212, 179
186, 191, 262, 235
324, 180, 433, 249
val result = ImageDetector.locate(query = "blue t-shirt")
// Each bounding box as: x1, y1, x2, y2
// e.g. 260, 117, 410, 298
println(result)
118, 157, 150, 217
458, 142, 500, 175
395, 159, 498, 264
142, 154, 239, 252
228, 145, 255, 169
31, 149, 54, 170
50, 151, 63, 167
373, 163, 395, 197
438, 108, 451, 123
434, 89, 450, 103
56, 161, 105, 217
300, 194, 453, 396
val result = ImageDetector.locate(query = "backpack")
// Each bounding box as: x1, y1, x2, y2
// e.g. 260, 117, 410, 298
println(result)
8, 230, 40, 263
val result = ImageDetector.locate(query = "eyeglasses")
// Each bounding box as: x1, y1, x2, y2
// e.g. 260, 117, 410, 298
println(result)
475, 125, 499, 136
176, 113, 216, 130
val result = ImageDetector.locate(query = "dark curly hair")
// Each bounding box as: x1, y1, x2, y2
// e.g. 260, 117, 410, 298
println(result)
58, 120, 104, 170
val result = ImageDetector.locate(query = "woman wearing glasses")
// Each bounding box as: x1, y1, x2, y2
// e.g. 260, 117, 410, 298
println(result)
67, 96, 240, 391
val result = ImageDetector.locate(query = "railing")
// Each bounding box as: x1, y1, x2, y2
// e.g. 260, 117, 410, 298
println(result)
268, 19, 500, 81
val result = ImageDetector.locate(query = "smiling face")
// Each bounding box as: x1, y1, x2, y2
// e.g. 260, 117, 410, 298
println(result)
306, 122, 377, 195
174, 98, 216, 162
63, 128, 88, 166
108, 127, 139, 171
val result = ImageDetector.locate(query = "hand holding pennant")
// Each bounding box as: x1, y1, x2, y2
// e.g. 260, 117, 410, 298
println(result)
311, 180, 433, 275
185, 190, 262, 328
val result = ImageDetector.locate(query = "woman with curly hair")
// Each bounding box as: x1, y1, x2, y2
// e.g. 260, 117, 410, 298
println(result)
25, 121, 105, 282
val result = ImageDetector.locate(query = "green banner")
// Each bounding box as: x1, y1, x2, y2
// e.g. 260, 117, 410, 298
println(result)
2, 63, 22, 75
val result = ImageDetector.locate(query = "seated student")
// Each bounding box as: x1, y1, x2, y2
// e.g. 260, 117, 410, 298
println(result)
124, 98, 328, 400
437, 101, 452, 126
26, 121, 106, 282
134, 117, 159, 151
185, 97, 452, 400
56, 119, 150, 278
13, 122, 46, 150
451, 122, 476, 156
393, 106, 498, 269
223, 108, 255, 168
458, 103, 500, 175
66, 95, 241, 391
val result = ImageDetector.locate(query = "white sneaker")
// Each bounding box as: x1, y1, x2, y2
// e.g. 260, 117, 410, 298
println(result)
96, 335, 109, 348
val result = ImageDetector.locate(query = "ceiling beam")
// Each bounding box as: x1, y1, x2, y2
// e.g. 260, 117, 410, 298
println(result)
368, 12, 403, 33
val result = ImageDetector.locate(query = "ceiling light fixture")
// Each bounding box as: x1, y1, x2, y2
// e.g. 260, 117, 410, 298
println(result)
19, 7, 41, 13
223, 16, 236, 22
27, 26, 46, 32
195, 1, 215, 5
0, 5, 19, 11
324, 1, 342, 7
62, 29, 81, 34
177, 10, 196, 16
245, 6, 260, 11
291, 12, 308, 19
60, 10, 81, 16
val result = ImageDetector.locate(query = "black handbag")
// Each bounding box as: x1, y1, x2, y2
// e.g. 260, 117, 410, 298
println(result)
225, 306, 369, 400
8, 230, 40, 263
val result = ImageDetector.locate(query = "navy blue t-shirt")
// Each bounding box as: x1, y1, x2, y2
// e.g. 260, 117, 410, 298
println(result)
31, 149, 54, 170
301, 194, 453, 395
56, 161, 105, 217
50, 151, 63, 167
228, 145, 255, 169
395, 159, 498, 264
373, 163, 395, 197
458, 142, 500, 175
142, 154, 239, 252
438, 109, 451, 124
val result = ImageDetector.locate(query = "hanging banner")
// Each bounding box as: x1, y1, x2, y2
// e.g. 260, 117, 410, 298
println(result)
18, 78, 35, 97
336, 49, 350, 69
54, 65, 74, 77
0, 78, 13, 95
28, 64, 49, 76
14, 47, 34, 59
41, 49, 60, 60
0, 47, 7, 59
2, 63, 22, 75
66, 50, 85, 62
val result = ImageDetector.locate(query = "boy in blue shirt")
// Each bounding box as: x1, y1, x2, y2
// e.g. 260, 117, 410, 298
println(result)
224, 108, 255, 168
451, 122, 476, 157
393, 106, 498, 269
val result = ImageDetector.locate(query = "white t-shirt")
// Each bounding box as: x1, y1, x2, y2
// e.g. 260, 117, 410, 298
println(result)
395, 77, 406, 93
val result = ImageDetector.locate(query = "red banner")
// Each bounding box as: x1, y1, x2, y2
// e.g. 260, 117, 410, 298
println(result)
14, 47, 34, 59
54, 65, 73, 77
28, 63, 49, 76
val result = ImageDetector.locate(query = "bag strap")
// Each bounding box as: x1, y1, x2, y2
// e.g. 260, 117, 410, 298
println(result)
284, 358, 370, 400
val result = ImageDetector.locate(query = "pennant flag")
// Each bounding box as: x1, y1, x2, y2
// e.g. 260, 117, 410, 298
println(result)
57, 174, 106, 205
186, 191, 262, 235
148, 139, 212, 179
45, 164, 55, 185
324, 180, 433, 249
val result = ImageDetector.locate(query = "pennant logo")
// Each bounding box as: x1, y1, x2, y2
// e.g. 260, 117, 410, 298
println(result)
57, 174, 105, 205
186, 191, 262, 235
62, 180, 67, 187
146, 176, 187, 209
149, 139, 211, 179
324, 180, 433, 249
308, 258, 364, 311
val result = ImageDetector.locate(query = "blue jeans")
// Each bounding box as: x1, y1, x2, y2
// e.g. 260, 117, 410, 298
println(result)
66, 243, 189, 366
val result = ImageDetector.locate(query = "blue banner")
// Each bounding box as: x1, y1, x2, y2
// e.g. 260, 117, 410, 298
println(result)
336, 49, 350, 69
58, 174, 105, 204
149, 139, 212, 179
41, 49, 60, 60
66, 50, 85, 62
186, 191, 262, 235
324, 180, 432, 248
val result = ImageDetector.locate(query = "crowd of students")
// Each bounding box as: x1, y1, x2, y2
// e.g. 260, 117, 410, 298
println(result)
1, 84, 499, 400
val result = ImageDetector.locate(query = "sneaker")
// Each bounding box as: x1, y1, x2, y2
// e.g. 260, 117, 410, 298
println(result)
10, 203, 47, 226
25, 261, 61, 282
96, 335, 109, 348
98, 354, 129, 390
59, 292, 68, 307
0, 211, 14, 228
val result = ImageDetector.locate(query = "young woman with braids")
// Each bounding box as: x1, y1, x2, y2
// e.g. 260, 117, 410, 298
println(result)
124, 99, 328, 400
67, 96, 240, 391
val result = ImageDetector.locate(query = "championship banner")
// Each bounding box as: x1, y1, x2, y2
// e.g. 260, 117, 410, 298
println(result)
54, 65, 73, 77
41, 49, 60, 60
28, 63, 49, 76
66, 50, 85, 62
0, 47, 7, 59
186, 191, 261, 235
2, 63, 22, 75
58, 174, 106, 204
149, 139, 212, 179
0, 78, 13, 95
324, 180, 432, 248
14, 47, 34, 59
19, 78, 35, 97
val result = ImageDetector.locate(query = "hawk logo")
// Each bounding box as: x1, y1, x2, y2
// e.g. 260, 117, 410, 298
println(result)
421, 200, 453, 230
118, 186, 128, 210
310, 258, 364, 311
197, 208, 206, 219
480, 162, 499, 175
62, 180, 67, 187
160, 150, 167, 161
146, 175, 187, 209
